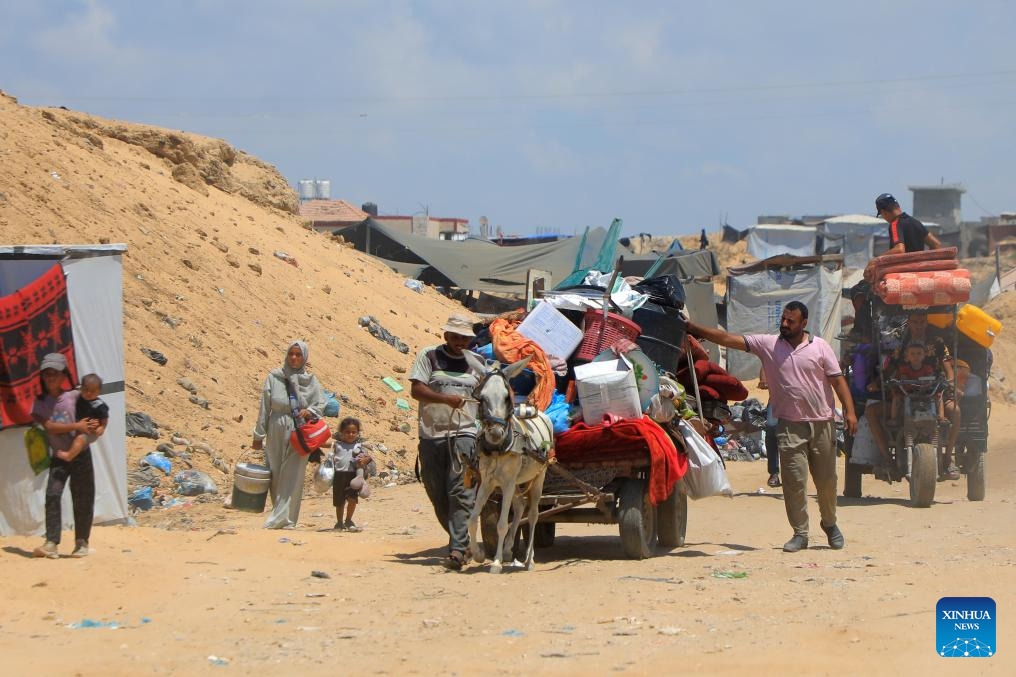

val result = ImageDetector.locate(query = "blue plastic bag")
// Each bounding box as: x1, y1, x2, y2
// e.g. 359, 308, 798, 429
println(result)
141, 453, 171, 475
128, 486, 154, 511
323, 391, 341, 418
474, 343, 494, 359
544, 391, 570, 435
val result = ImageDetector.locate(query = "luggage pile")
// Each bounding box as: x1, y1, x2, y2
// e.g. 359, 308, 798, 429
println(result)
865, 247, 971, 306
470, 269, 746, 501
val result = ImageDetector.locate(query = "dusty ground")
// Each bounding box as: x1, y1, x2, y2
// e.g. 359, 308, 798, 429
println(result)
2, 403, 1013, 676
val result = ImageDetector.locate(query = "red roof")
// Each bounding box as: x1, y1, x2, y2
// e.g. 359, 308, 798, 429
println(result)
299, 199, 368, 223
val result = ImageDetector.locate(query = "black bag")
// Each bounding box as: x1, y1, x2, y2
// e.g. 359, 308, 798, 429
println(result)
633, 275, 686, 309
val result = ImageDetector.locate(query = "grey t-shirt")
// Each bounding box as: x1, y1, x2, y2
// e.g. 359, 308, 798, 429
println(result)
332, 440, 363, 472
409, 345, 485, 440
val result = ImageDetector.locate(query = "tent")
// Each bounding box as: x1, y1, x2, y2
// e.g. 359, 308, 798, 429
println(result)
746, 224, 817, 260
725, 254, 844, 380
336, 219, 611, 294
0, 244, 127, 536
618, 249, 720, 280
819, 214, 885, 270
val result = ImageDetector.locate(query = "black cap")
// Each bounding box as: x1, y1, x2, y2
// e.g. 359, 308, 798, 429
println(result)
875, 192, 899, 216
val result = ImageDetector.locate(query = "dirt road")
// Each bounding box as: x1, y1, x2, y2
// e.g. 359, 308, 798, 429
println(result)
3, 410, 1015, 675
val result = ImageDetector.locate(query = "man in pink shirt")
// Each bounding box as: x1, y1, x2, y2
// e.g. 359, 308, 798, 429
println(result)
688, 301, 857, 553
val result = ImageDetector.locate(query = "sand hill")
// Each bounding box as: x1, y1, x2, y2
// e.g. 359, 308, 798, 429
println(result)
0, 90, 471, 489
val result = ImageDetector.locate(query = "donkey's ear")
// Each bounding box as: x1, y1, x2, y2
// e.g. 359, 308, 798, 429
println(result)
501, 355, 532, 380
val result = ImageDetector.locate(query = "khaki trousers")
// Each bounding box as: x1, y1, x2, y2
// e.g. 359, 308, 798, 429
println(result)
776, 420, 837, 537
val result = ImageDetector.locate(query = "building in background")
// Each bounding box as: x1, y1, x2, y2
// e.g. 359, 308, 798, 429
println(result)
299, 199, 369, 233
373, 213, 470, 240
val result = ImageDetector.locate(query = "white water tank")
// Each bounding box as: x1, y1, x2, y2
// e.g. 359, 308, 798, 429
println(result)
315, 180, 331, 200
298, 180, 316, 201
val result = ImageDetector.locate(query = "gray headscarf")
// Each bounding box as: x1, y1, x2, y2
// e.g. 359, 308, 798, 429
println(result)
271, 340, 316, 409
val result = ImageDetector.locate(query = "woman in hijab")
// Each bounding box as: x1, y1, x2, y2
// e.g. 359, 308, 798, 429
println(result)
253, 341, 326, 529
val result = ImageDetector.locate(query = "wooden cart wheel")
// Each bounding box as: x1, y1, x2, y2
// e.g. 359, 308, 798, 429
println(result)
618, 478, 657, 559
656, 480, 687, 548
480, 498, 523, 560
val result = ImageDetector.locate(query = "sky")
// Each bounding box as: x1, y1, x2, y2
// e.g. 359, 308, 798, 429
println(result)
3, 0, 1014, 236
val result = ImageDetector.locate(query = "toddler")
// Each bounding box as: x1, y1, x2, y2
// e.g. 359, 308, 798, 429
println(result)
332, 417, 371, 532
58, 373, 109, 462
891, 342, 944, 423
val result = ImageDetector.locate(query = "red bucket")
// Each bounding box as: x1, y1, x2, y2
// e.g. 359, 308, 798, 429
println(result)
576, 309, 642, 361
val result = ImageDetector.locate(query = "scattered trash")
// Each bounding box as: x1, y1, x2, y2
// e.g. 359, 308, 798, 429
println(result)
323, 391, 341, 417
50, 171, 61, 180
396, 398, 411, 410
68, 619, 120, 629
398, 422, 412, 434
141, 453, 172, 475
501, 629, 525, 638
171, 434, 191, 446
382, 377, 404, 392
715, 550, 742, 556
207, 656, 229, 666
273, 250, 298, 267
174, 470, 218, 496
189, 395, 210, 409
393, 365, 407, 374
128, 486, 154, 511
140, 347, 168, 366
176, 378, 198, 394
658, 627, 683, 636
357, 316, 410, 354
711, 571, 749, 579
206, 529, 237, 541
305, 593, 328, 598
404, 279, 423, 293
422, 619, 441, 629
126, 411, 160, 439
617, 575, 679, 584
311, 570, 331, 579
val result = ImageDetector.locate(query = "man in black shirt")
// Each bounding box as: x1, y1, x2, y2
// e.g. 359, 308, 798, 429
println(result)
875, 193, 942, 254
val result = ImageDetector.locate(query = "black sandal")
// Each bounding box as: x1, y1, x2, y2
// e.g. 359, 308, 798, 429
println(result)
443, 550, 465, 571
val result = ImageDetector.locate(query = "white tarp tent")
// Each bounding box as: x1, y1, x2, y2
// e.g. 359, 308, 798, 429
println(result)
820, 214, 885, 270
746, 224, 817, 260
0, 244, 127, 536
725, 255, 844, 380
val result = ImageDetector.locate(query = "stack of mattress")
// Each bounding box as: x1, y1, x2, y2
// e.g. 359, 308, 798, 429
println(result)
866, 247, 970, 306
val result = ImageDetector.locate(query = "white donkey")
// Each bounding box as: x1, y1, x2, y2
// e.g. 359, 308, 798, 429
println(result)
467, 356, 553, 573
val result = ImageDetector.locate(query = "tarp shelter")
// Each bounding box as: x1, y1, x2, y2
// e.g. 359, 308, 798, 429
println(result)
336, 218, 611, 294
0, 245, 127, 536
618, 249, 720, 280
725, 254, 844, 380
746, 224, 817, 260
819, 214, 885, 270
620, 249, 721, 362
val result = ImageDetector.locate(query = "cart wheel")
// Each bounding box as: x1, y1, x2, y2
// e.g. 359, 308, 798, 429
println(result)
533, 522, 556, 548
966, 449, 986, 502
480, 498, 523, 560
844, 460, 863, 498
909, 443, 937, 508
619, 478, 657, 559
656, 481, 687, 548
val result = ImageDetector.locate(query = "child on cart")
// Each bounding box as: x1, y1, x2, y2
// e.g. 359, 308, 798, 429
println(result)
890, 341, 945, 424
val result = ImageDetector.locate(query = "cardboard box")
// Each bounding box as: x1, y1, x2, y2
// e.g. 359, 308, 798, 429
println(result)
517, 301, 584, 359
573, 356, 643, 424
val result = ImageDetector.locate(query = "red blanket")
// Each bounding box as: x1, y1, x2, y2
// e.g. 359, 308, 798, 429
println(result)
555, 417, 687, 505
865, 247, 957, 282
677, 360, 747, 402
876, 269, 972, 306
0, 264, 77, 429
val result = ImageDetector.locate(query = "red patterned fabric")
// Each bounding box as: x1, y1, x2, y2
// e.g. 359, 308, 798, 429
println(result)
876, 259, 958, 278
677, 359, 747, 402
865, 247, 957, 282
876, 269, 972, 306
0, 264, 76, 429
554, 416, 686, 505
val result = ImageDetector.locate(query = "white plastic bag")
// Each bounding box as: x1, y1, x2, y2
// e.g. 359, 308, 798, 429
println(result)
677, 420, 733, 499
313, 454, 335, 494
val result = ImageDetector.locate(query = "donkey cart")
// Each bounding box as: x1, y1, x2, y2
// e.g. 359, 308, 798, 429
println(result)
480, 443, 687, 560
